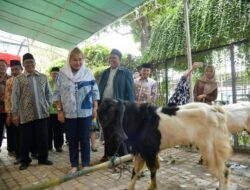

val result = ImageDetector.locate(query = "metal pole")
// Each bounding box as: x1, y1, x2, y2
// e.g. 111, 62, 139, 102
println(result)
230, 45, 237, 104
17, 39, 26, 55
230, 44, 239, 147
183, 0, 193, 102
165, 61, 169, 105
22, 154, 133, 190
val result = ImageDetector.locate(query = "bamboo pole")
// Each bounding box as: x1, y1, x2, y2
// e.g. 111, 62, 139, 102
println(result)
183, 0, 194, 102
22, 154, 133, 190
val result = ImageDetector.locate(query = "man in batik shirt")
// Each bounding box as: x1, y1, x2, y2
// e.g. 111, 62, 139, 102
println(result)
134, 63, 158, 104
5, 60, 23, 164
0, 59, 10, 153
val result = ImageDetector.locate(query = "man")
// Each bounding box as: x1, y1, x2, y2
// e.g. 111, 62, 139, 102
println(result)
4, 60, 23, 164
98, 49, 135, 161
48, 67, 63, 152
98, 49, 135, 102
134, 63, 158, 104
12, 53, 53, 170
0, 59, 9, 153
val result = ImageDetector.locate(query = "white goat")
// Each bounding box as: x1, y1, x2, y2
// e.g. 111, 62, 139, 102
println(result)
156, 103, 232, 190
223, 102, 250, 133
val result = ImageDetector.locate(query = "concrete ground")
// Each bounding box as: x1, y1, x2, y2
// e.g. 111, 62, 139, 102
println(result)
0, 138, 249, 190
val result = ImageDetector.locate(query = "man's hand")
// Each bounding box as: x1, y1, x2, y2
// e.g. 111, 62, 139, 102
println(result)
57, 111, 65, 123
6, 114, 11, 126
12, 115, 19, 126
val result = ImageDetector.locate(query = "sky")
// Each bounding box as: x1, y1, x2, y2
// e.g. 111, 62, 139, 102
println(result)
86, 26, 141, 56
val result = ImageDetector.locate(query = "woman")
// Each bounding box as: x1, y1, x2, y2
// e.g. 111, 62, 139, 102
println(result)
193, 65, 218, 105
168, 62, 200, 107
53, 47, 99, 173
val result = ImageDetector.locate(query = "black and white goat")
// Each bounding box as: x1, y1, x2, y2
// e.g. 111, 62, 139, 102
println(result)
98, 98, 232, 190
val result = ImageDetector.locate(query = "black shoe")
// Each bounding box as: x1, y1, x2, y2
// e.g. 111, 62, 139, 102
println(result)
38, 160, 53, 165
56, 148, 63, 152
14, 158, 21, 165
19, 163, 29, 170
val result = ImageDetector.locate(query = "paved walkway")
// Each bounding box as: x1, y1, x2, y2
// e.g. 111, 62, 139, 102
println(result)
0, 138, 249, 190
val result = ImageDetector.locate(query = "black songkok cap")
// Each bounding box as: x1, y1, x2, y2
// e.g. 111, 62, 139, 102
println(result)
10, 60, 22, 67
141, 63, 152, 69
50, 67, 60, 72
110, 49, 122, 59
23, 53, 35, 62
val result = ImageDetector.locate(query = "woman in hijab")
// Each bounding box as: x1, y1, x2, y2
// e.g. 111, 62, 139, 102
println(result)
193, 65, 218, 105
53, 47, 100, 173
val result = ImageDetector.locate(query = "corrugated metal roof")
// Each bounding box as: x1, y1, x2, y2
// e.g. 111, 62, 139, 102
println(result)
0, 0, 146, 49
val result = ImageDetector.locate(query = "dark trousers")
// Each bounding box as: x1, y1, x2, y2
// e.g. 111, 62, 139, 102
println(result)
20, 119, 48, 164
48, 114, 64, 150
65, 117, 91, 168
0, 113, 6, 148
6, 123, 15, 152
14, 125, 20, 159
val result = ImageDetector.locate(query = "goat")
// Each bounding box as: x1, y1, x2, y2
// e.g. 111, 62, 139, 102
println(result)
98, 98, 232, 190
223, 102, 250, 133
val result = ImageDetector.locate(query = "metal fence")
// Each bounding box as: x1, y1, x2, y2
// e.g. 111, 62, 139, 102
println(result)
152, 41, 250, 151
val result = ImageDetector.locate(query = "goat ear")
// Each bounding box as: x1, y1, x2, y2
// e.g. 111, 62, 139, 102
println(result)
114, 102, 128, 141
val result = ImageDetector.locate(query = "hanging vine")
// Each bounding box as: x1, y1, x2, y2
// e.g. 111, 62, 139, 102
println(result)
144, 0, 249, 70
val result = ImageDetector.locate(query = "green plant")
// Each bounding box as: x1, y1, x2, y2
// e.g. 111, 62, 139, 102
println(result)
144, 0, 249, 68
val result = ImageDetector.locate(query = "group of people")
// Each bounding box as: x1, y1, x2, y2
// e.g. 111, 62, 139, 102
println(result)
0, 46, 217, 174
0, 54, 54, 170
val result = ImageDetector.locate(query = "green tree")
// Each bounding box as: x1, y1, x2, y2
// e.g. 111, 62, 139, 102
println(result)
82, 45, 110, 80
121, 0, 171, 54
83, 45, 110, 69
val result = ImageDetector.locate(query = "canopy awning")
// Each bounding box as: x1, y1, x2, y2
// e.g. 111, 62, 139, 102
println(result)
0, 0, 146, 49
0, 52, 21, 65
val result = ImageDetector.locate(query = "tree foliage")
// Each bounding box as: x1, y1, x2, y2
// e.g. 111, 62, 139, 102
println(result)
121, 0, 171, 53
143, 0, 249, 68
82, 45, 110, 80
83, 45, 110, 68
